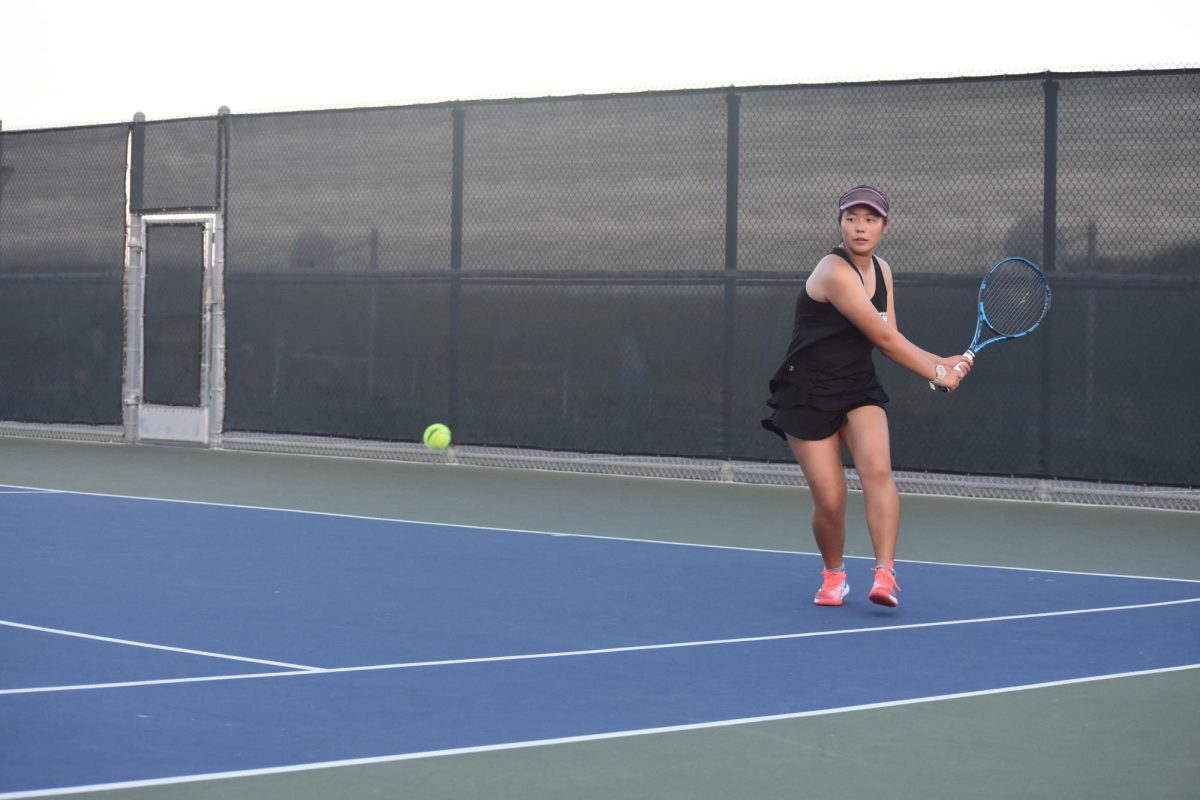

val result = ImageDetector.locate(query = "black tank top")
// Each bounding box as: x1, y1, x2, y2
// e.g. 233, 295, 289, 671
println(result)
767, 247, 889, 409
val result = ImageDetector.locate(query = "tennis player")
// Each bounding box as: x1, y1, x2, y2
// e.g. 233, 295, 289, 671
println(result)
762, 185, 971, 608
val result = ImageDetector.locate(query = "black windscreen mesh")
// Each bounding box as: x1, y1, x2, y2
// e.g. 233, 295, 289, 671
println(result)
1054, 75, 1200, 272
2, 72, 1198, 486
136, 118, 220, 211
223, 106, 458, 439
461, 94, 727, 271
217, 73, 1200, 486
225, 107, 452, 272
0, 124, 126, 424
452, 280, 727, 454
143, 225, 206, 406
224, 274, 453, 439
738, 80, 1047, 272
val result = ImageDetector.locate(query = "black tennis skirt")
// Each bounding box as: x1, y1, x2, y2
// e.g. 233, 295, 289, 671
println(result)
761, 383, 890, 442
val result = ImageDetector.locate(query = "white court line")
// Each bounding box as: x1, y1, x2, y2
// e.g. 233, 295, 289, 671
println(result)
1, 662, 1197, 800
0, 620, 320, 672
2, 482, 1197, 585
5, 596, 1197, 697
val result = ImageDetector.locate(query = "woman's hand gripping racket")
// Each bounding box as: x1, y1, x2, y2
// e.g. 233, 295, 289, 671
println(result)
931, 256, 1052, 392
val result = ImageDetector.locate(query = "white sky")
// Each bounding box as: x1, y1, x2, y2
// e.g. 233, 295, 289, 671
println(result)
1, 0, 1197, 130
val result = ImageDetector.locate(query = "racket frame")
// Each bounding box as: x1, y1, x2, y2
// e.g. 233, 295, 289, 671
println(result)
929, 256, 1051, 392
968, 256, 1052, 354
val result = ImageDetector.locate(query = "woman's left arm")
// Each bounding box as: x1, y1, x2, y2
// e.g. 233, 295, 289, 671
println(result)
880, 259, 969, 371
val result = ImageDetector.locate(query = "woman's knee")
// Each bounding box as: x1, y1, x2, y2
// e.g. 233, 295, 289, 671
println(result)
810, 481, 848, 518
855, 458, 894, 488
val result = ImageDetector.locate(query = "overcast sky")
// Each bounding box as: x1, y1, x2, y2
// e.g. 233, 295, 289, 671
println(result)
1, 0, 1196, 130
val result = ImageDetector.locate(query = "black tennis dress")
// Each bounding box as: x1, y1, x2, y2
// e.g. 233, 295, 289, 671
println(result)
761, 246, 891, 441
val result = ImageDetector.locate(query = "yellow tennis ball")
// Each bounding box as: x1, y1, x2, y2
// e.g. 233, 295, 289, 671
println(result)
423, 423, 451, 451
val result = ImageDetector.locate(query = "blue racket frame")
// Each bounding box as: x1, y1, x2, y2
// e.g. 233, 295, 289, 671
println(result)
967, 256, 1052, 355
930, 256, 1051, 391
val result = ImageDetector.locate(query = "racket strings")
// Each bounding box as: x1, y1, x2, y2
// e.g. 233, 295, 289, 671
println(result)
981, 261, 1050, 336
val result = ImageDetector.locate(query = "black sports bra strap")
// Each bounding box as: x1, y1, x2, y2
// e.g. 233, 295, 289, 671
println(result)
829, 246, 879, 288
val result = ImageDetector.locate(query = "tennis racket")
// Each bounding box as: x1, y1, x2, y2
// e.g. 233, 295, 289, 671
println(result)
931, 256, 1052, 392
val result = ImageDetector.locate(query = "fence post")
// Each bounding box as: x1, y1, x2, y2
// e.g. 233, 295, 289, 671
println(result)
212, 106, 231, 443
721, 92, 741, 459
130, 112, 146, 212
122, 112, 148, 442
724, 93, 740, 272
1042, 77, 1059, 272
214, 106, 230, 211
450, 108, 465, 272
448, 107, 466, 431
0, 120, 9, 267
1040, 76, 1060, 477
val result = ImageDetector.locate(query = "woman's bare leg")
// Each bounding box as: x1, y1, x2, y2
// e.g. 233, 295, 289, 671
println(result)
839, 405, 899, 564
786, 432, 849, 568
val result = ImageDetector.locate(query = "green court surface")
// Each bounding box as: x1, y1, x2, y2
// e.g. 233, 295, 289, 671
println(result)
2, 436, 1198, 800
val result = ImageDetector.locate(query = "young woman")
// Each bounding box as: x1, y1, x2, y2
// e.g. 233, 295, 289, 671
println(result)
762, 185, 971, 608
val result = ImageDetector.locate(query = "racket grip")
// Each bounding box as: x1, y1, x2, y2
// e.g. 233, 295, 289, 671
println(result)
930, 355, 970, 392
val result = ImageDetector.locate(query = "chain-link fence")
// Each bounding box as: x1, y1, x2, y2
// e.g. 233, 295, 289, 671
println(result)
1, 70, 1198, 500
0, 124, 126, 425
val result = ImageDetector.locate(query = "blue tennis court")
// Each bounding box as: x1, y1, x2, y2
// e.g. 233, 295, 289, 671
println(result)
2, 483, 1198, 798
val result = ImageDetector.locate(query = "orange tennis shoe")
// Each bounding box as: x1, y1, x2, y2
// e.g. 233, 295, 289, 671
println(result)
868, 564, 900, 607
814, 569, 849, 606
